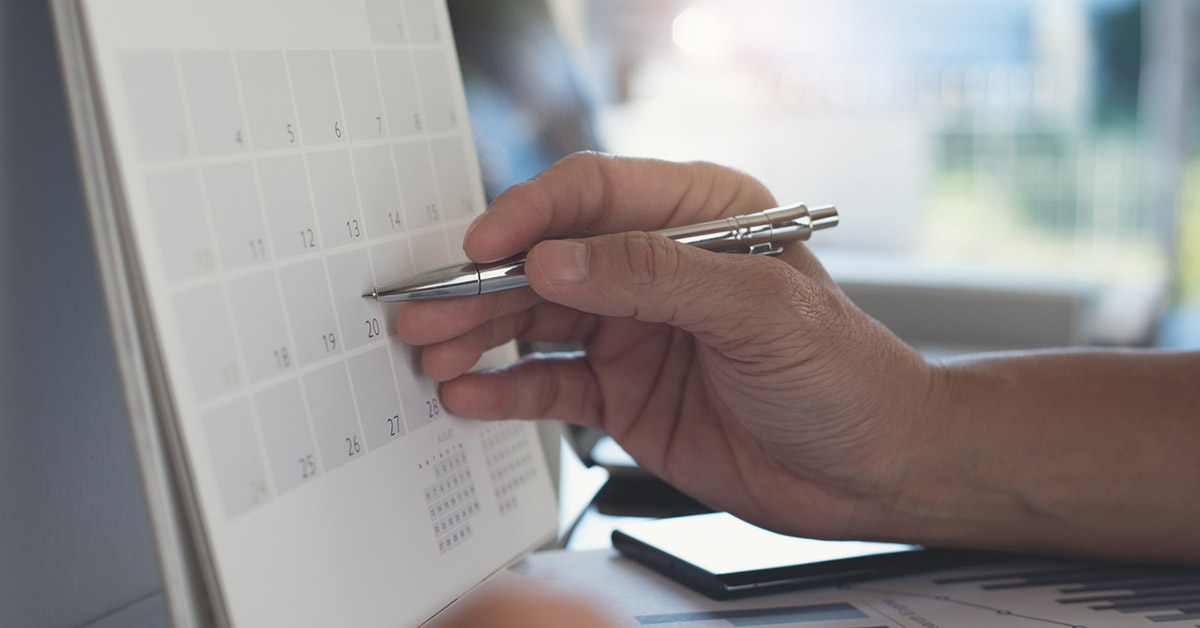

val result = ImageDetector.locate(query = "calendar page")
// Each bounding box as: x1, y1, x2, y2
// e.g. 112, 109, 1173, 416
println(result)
65, 1, 557, 626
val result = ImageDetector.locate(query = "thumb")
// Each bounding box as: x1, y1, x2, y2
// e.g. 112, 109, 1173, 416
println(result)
525, 232, 828, 353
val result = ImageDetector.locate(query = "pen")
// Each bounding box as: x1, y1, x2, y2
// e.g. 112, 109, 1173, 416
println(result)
364, 202, 838, 301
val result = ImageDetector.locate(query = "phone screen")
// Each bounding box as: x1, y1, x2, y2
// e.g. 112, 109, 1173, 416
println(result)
613, 513, 984, 599
620, 513, 915, 574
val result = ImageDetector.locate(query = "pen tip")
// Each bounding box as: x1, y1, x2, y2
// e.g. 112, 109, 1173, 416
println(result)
362, 290, 377, 300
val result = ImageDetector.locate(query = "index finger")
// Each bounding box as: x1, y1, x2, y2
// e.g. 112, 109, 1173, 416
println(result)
463, 152, 777, 263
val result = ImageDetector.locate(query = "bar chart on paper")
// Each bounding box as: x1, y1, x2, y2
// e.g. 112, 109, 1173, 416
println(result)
631, 560, 1200, 627
840, 560, 1200, 628
519, 551, 1200, 628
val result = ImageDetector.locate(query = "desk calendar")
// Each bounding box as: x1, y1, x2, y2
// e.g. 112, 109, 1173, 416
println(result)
51, 1, 557, 626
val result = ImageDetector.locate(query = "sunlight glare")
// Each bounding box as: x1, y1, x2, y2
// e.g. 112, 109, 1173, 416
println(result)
672, 6, 731, 58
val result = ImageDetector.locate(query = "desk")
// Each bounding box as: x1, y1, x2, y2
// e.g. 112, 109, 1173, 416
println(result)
502, 549, 1200, 628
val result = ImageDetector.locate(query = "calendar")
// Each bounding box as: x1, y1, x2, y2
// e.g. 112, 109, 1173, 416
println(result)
52, 1, 557, 626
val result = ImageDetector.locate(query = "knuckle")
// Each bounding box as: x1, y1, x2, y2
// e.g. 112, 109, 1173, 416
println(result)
776, 262, 816, 306
699, 256, 840, 359
747, 258, 819, 317
556, 151, 615, 181
725, 257, 800, 328
777, 263, 825, 314
534, 357, 563, 418
736, 255, 803, 306
781, 267, 849, 340
685, 160, 777, 210
621, 231, 681, 289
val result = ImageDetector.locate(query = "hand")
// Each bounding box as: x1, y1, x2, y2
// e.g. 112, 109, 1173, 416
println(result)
396, 153, 935, 541
434, 585, 617, 628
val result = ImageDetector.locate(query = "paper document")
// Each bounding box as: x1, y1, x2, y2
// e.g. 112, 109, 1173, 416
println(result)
513, 549, 1200, 628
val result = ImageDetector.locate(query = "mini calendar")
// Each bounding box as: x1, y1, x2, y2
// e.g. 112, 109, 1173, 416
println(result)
52, 1, 558, 626
482, 421, 542, 515
421, 443, 481, 554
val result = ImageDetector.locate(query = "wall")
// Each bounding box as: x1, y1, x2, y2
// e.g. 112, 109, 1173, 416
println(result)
0, 2, 163, 626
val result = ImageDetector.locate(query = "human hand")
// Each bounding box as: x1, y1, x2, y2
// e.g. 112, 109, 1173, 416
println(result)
396, 153, 937, 541
434, 585, 617, 628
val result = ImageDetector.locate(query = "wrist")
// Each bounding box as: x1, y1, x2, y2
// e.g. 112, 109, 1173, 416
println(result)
864, 357, 1079, 553
818, 347, 954, 542
847, 357, 1005, 546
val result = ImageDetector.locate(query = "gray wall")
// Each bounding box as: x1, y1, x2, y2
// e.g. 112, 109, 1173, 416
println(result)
0, 2, 163, 626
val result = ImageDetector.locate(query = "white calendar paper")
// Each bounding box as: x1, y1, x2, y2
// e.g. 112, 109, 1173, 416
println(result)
53, 1, 557, 626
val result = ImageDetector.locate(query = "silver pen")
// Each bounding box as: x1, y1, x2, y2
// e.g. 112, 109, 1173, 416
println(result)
365, 202, 838, 302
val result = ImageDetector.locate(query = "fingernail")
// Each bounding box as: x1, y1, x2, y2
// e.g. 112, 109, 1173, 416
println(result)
536, 240, 588, 285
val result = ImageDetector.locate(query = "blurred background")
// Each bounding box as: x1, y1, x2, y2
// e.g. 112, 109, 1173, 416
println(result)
448, 0, 1200, 548
451, 0, 1200, 353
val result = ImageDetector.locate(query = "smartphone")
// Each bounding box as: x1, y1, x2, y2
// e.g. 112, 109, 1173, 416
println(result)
612, 513, 986, 599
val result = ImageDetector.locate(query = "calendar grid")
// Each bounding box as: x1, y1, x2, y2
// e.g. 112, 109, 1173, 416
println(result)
303, 48, 375, 469
355, 182, 414, 438
226, 48, 307, 502
405, 46, 456, 268
162, 49, 274, 511
369, 45, 408, 234
72, 2, 559, 625
134, 128, 464, 173
169, 47, 280, 508
327, 47, 413, 443
422, 443, 482, 555
278, 51, 350, 494
232, 46, 332, 486
481, 421, 540, 516
154, 216, 464, 298
127, 29, 483, 515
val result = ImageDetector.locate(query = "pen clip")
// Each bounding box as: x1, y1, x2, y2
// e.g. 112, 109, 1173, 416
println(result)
711, 241, 784, 256
748, 242, 783, 256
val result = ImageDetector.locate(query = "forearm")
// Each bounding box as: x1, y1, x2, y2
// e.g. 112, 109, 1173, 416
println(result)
883, 349, 1200, 561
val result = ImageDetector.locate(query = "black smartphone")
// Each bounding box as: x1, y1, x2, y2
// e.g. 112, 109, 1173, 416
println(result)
612, 513, 987, 600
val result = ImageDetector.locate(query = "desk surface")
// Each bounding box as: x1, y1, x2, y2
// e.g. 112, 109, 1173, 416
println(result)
506, 548, 1200, 628
86, 545, 1200, 628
